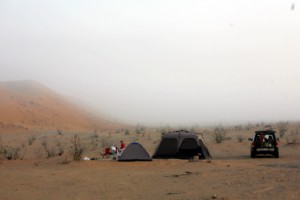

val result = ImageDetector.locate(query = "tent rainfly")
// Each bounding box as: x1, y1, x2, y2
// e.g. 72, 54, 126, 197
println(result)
152, 130, 211, 160
118, 142, 152, 161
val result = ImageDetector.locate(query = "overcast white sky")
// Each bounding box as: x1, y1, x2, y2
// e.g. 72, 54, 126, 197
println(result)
1, 0, 300, 126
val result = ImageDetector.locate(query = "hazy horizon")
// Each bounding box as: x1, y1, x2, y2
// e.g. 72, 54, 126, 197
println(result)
1, 1, 300, 126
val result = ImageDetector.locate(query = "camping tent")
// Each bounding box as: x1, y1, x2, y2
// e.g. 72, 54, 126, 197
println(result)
118, 142, 152, 161
152, 130, 211, 160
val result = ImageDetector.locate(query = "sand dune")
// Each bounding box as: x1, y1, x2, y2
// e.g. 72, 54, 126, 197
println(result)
0, 80, 120, 133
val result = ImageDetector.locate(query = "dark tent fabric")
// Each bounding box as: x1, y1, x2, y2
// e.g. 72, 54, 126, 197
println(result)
152, 130, 212, 160
118, 142, 152, 161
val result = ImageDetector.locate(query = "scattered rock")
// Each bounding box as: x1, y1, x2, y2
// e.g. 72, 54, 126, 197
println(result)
166, 171, 196, 178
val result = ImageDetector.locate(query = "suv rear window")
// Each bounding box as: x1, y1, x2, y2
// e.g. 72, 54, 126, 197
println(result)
254, 133, 276, 147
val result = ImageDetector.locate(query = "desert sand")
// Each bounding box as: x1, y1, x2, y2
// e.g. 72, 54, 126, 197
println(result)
1, 126, 300, 200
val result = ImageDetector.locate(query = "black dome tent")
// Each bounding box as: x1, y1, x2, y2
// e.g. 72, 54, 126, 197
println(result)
152, 130, 211, 160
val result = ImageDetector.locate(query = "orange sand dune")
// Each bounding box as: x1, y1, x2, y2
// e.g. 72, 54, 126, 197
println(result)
0, 80, 120, 133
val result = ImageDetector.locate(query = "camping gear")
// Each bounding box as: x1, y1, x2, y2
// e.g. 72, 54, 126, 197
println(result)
100, 147, 117, 159
100, 147, 111, 159
152, 130, 211, 160
118, 142, 152, 161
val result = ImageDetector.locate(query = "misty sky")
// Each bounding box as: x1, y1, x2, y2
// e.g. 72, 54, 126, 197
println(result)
1, 0, 300, 126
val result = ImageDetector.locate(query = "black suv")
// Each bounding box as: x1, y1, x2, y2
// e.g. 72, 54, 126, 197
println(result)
248, 130, 279, 158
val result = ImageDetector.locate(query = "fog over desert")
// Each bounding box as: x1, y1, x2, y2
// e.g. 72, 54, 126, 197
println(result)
1, 0, 300, 126
1, 1, 300, 200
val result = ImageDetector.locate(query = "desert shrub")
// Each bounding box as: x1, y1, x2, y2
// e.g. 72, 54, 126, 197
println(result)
278, 122, 288, 138
7, 147, 20, 160
213, 127, 227, 143
57, 129, 63, 135
19, 143, 27, 160
1, 146, 20, 160
234, 125, 243, 131
286, 130, 299, 144
56, 141, 64, 156
38, 138, 64, 159
57, 146, 64, 156
41, 139, 48, 148
0, 137, 4, 160
125, 129, 130, 136
135, 124, 146, 136
135, 128, 141, 135
90, 132, 99, 149
160, 127, 172, 136
0, 146, 7, 160
70, 134, 85, 161
236, 135, 244, 142
46, 147, 56, 158
28, 136, 36, 145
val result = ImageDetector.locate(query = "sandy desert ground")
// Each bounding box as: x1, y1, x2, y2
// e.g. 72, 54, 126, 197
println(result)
1, 126, 300, 200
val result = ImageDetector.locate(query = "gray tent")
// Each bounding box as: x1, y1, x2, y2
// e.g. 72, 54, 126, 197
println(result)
152, 130, 211, 160
118, 142, 152, 161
